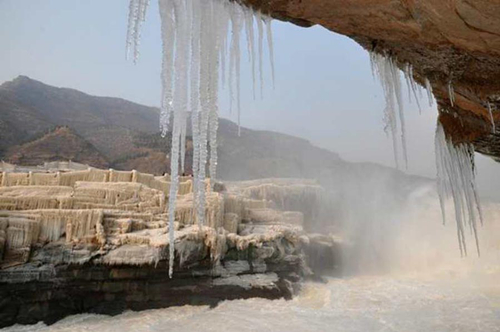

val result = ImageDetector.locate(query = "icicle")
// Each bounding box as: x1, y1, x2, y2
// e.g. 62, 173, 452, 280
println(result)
228, 4, 241, 116
219, 3, 230, 89
263, 15, 275, 89
403, 64, 422, 114
159, 0, 176, 136
243, 7, 256, 100
196, 0, 211, 226
425, 78, 434, 107
229, 4, 243, 136
167, 107, 181, 278
390, 58, 408, 168
435, 121, 482, 256
403, 64, 413, 103
190, 0, 202, 226
126, 0, 276, 275
166, 0, 190, 278
487, 102, 496, 134
180, 112, 188, 173
208, 0, 223, 184
256, 11, 264, 98
139, 0, 150, 21
370, 52, 407, 168
448, 82, 455, 107
196, 107, 210, 226
126, 0, 140, 61
126, 0, 150, 63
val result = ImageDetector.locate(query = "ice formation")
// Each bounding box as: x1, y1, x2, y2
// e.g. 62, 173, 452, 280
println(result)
370, 52, 434, 168
0, 167, 321, 276
448, 82, 456, 107
435, 122, 483, 256
127, 0, 274, 276
369, 52, 482, 253
264, 16, 275, 88
370, 52, 407, 168
126, 0, 150, 63
403, 64, 422, 114
424, 78, 434, 107
487, 102, 496, 134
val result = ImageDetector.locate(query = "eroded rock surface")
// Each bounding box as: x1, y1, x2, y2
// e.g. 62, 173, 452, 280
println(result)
0, 166, 339, 327
244, 0, 500, 158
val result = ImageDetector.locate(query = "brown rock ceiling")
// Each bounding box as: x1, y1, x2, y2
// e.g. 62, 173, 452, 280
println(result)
243, 0, 500, 160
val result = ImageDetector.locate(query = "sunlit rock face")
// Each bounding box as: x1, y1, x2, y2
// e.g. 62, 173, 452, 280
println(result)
0, 165, 339, 327
244, 0, 500, 159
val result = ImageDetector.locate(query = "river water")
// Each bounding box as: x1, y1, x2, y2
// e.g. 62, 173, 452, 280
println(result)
4, 269, 500, 332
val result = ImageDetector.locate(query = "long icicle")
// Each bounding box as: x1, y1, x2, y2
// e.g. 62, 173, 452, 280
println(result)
196, 0, 211, 227
158, 0, 176, 135
487, 102, 496, 134
448, 82, 455, 107
264, 15, 275, 89
425, 78, 434, 107
208, 0, 222, 184
243, 7, 256, 100
127, 0, 150, 63
435, 121, 482, 256
127, 0, 276, 276
256, 10, 264, 98
126, 0, 139, 61
190, 0, 201, 226
230, 4, 243, 135
370, 52, 405, 169
167, 0, 189, 278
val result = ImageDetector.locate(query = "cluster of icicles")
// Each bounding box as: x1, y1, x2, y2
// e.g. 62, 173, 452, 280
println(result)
127, 0, 274, 277
127, 0, 487, 268
370, 52, 485, 253
435, 122, 483, 256
369, 52, 434, 169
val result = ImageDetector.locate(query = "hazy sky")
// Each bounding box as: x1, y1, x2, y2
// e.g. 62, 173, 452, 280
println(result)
1, 0, 499, 198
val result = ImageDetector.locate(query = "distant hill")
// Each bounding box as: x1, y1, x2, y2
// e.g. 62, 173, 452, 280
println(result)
0, 76, 343, 178
0, 76, 428, 191
4, 126, 108, 169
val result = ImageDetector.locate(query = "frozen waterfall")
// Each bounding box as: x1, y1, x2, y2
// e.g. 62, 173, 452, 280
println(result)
435, 122, 483, 256
127, 0, 274, 276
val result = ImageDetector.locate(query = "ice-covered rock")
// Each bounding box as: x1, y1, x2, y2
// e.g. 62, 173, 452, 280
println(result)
0, 166, 337, 327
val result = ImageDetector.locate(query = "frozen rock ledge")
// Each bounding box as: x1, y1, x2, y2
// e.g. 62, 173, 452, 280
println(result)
0, 165, 339, 327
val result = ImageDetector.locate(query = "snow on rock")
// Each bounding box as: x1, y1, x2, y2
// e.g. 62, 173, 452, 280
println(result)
0, 168, 328, 275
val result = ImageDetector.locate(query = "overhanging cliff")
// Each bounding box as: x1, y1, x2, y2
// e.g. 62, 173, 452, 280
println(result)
244, 0, 500, 160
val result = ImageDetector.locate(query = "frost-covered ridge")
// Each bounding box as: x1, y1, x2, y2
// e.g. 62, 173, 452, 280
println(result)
126, 0, 274, 277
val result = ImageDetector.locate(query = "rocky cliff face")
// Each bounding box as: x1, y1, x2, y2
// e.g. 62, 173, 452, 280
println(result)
244, 0, 500, 159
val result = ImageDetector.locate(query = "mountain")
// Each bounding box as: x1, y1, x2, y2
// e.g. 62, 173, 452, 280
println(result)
4, 126, 108, 169
0, 76, 342, 178
0, 76, 427, 189
0, 75, 160, 162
